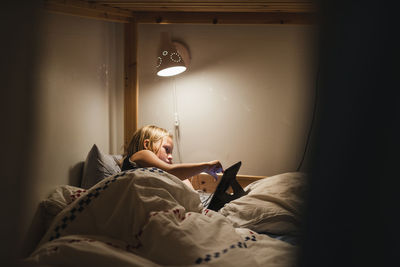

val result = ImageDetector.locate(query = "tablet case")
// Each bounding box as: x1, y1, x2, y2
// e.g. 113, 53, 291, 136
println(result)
207, 161, 247, 211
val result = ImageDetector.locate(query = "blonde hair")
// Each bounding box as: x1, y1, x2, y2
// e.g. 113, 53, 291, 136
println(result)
125, 125, 172, 158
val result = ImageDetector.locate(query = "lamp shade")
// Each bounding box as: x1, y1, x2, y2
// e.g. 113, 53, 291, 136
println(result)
156, 32, 190, 77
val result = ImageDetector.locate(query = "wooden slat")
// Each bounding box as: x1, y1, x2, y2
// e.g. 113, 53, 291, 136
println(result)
42, 0, 133, 23
124, 22, 139, 149
89, 1, 316, 13
42, 1, 316, 24
133, 11, 315, 24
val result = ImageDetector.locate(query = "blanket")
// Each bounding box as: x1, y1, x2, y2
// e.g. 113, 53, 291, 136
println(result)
23, 168, 297, 266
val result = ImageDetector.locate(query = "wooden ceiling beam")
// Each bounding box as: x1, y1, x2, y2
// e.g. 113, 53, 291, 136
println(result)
133, 11, 315, 25
92, 1, 315, 13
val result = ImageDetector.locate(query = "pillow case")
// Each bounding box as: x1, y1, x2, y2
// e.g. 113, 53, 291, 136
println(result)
219, 172, 306, 235
80, 144, 122, 189
24, 185, 86, 256
40, 185, 87, 230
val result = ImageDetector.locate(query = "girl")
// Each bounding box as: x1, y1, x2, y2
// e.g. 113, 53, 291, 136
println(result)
122, 125, 223, 189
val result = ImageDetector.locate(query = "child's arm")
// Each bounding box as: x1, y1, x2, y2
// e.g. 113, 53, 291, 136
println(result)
130, 150, 223, 180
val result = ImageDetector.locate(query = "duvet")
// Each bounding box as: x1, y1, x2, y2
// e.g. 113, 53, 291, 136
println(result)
23, 168, 303, 266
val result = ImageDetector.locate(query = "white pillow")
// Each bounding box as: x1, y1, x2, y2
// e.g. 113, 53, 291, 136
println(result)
219, 172, 306, 235
80, 144, 122, 189
23, 185, 86, 256
40, 185, 87, 230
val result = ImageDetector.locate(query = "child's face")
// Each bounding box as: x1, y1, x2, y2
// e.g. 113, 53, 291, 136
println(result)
155, 136, 173, 164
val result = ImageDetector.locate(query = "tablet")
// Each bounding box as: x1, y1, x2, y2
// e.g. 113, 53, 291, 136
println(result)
207, 161, 246, 211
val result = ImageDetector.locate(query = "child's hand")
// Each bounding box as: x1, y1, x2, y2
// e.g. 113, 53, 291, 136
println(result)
205, 160, 223, 181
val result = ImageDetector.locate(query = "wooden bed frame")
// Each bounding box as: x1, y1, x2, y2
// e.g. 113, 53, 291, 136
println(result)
42, 0, 315, 187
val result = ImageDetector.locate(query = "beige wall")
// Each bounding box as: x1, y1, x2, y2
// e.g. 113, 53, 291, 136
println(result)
25, 12, 124, 233
138, 24, 317, 176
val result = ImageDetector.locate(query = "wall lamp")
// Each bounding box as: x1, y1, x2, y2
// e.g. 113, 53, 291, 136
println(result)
156, 32, 190, 77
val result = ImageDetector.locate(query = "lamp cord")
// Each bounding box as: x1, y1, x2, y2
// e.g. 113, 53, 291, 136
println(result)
173, 77, 183, 163
296, 65, 320, 172
173, 77, 178, 125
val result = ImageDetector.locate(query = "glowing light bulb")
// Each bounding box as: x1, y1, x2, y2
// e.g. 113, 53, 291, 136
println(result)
157, 66, 187, 77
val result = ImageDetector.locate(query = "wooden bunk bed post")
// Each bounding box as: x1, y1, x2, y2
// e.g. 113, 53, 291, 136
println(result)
124, 20, 138, 150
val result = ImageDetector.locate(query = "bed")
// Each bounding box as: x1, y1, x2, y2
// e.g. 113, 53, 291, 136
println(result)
23, 2, 312, 265
22, 144, 306, 266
